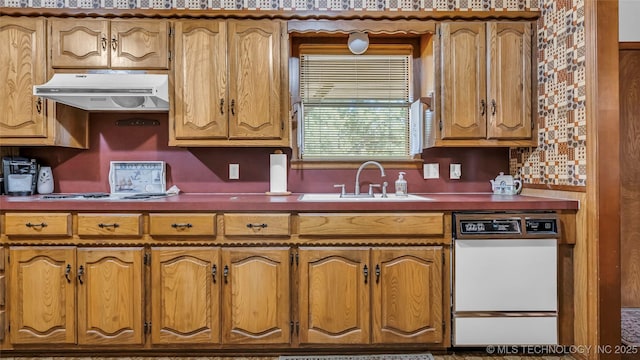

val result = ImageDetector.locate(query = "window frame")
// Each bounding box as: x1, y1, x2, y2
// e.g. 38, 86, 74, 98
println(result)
289, 35, 429, 170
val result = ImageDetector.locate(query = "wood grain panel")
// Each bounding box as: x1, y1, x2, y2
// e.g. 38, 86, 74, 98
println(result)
173, 20, 228, 140
224, 213, 290, 236
50, 19, 109, 68
9, 246, 76, 344
487, 22, 532, 139
298, 247, 370, 344
439, 22, 486, 139
151, 247, 220, 344
4, 213, 71, 237
110, 19, 169, 69
228, 20, 282, 140
77, 213, 142, 236
298, 213, 444, 236
149, 213, 216, 236
77, 247, 144, 345
620, 49, 640, 308
0, 17, 47, 138
371, 247, 443, 344
221, 248, 290, 345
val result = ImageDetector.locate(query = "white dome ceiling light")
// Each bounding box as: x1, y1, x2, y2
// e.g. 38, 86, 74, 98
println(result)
348, 32, 369, 55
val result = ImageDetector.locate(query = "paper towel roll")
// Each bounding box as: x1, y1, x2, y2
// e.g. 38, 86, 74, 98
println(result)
269, 153, 288, 194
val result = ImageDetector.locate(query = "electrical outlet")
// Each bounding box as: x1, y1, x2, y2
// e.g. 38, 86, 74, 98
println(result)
423, 163, 439, 179
450, 164, 461, 180
229, 164, 239, 180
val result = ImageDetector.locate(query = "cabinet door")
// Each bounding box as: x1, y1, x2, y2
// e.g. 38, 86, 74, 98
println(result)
77, 247, 144, 345
487, 22, 532, 139
221, 247, 290, 344
151, 247, 220, 344
50, 19, 109, 68
173, 20, 228, 140
110, 20, 169, 69
439, 22, 486, 139
9, 246, 76, 344
298, 247, 370, 344
0, 17, 47, 139
371, 247, 443, 344
228, 20, 282, 140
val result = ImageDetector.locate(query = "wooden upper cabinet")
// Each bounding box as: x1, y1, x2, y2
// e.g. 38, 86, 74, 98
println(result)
487, 22, 532, 139
371, 247, 443, 344
297, 247, 370, 344
9, 246, 76, 344
76, 247, 144, 345
151, 247, 220, 344
227, 20, 282, 140
436, 21, 533, 146
171, 19, 288, 146
173, 20, 228, 140
221, 247, 290, 345
50, 18, 169, 69
0, 17, 47, 139
440, 22, 486, 140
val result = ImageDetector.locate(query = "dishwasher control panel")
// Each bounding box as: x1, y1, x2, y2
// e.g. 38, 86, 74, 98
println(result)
454, 212, 559, 239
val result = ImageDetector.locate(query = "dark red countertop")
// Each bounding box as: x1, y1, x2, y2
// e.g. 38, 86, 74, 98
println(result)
0, 192, 579, 212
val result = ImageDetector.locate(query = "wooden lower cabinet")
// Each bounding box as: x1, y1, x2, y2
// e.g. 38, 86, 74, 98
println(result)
221, 247, 290, 345
298, 247, 370, 344
151, 247, 221, 344
149, 246, 291, 345
298, 246, 444, 345
371, 247, 444, 344
8, 246, 144, 345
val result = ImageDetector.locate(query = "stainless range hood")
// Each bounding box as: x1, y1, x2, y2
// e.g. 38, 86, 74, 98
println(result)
34, 73, 169, 111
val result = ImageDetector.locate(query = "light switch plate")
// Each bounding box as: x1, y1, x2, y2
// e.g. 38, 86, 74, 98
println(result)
450, 164, 461, 180
229, 164, 240, 180
423, 163, 439, 179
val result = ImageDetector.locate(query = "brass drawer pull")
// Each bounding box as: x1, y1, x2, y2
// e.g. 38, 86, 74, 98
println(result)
111, 36, 118, 51
246, 223, 268, 229
171, 223, 193, 229
98, 223, 120, 229
36, 97, 42, 114
25, 222, 47, 229
101, 36, 107, 50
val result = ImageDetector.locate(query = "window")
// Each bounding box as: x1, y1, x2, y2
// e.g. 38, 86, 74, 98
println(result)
297, 45, 422, 161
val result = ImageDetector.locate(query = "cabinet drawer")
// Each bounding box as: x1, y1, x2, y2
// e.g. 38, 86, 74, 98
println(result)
224, 213, 290, 236
77, 213, 142, 236
298, 213, 444, 236
149, 213, 216, 236
4, 213, 72, 236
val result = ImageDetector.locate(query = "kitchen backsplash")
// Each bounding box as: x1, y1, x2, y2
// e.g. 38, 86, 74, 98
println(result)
3, 0, 586, 189
20, 114, 509, 194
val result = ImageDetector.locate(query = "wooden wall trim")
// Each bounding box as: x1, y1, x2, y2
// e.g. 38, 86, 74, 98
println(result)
619, 42, 640, 50
0, 7, 540, 20
524, 183, 587, 193
585, 0, 621, 359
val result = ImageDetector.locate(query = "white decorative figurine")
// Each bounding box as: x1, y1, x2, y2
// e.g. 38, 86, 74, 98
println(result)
37, 166, 54, 194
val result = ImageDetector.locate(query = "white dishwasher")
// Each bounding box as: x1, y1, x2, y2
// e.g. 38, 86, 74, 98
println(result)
452, 212, 559, 346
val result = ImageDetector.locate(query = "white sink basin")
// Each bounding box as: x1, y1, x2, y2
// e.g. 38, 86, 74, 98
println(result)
298, 193, 433, 202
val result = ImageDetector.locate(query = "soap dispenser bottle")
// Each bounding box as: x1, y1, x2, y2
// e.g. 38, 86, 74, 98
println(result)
395, 172, 408, 196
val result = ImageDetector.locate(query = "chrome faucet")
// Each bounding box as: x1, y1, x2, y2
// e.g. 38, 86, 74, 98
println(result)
354, 161, 386, 195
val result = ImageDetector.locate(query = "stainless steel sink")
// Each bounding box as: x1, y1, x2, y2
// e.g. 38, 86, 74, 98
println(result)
298, 193, 433, 202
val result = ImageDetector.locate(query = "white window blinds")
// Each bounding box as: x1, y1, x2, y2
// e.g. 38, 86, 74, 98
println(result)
299, 53, 412, 159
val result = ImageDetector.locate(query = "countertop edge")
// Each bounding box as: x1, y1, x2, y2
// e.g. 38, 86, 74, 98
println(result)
0, 193, 580, 212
